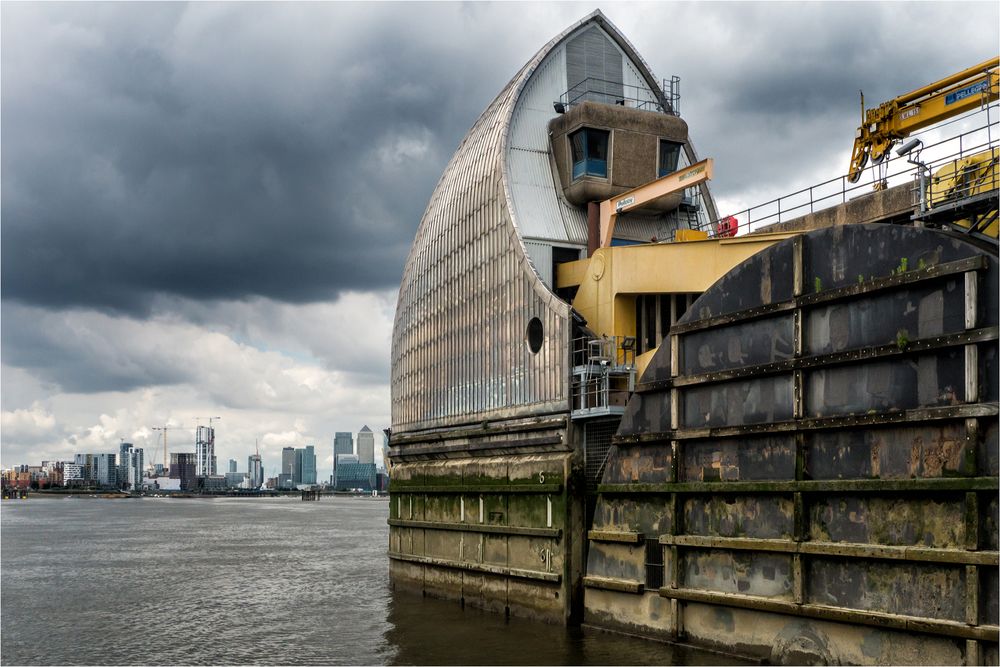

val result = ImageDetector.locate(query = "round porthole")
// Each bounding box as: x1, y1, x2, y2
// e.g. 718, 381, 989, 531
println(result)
525, 317, 543, 354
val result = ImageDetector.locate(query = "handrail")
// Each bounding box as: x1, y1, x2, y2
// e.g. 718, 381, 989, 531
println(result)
557, 77, 666, 114
691, 110, 999, 239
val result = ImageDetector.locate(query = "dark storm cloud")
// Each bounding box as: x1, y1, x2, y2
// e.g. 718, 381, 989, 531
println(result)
1, 2, 537, 315
5, 3, 996, 317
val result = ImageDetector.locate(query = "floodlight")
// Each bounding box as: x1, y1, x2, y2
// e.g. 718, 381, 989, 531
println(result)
896, 138, 923, 157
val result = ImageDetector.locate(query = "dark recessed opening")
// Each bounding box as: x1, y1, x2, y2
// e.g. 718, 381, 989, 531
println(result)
526, 317, 544, 354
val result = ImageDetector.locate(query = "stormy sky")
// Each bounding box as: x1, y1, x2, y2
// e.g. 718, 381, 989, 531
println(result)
2, 2, 997, 477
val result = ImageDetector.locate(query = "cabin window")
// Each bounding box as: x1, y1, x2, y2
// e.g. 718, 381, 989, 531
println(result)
570, 128, 610, 179
658, 140, 682, 178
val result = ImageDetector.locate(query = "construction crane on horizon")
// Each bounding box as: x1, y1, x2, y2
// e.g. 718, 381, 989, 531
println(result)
150, 425, 193, 472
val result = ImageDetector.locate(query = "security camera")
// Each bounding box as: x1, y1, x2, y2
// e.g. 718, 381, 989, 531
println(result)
896, 138, 923, 157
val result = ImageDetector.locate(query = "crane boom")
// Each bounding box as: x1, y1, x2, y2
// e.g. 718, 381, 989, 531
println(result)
848, 57, 999, 183
151, 425, 191, 471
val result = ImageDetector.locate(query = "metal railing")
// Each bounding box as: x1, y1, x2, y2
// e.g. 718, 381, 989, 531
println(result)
556, 77, 667, 114
690, 109, 998, 239
571, 335, 636, 419
921, 146, 999, 206
571, 335, 636, 369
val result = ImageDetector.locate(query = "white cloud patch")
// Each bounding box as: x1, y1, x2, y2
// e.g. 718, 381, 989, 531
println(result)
1, 293, 391, 475
1, 402, 59, 445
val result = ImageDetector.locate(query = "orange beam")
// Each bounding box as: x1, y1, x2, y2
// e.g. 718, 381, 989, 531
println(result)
598, 158, 713, 249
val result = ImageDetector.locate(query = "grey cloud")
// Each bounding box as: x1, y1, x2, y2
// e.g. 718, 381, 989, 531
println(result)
1, 2, 541, 316
6, 2, 994, 318
630, 2, 999, 195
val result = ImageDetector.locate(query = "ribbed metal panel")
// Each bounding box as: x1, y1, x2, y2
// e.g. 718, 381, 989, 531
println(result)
566, 26, 623, 96
523, 241, 553, 287
612, 211, 681, 242
508, 45, 577, 249
557, 196, 589, 245
509, 48, 565, 151
509, 148, 571, 244
392, 27, 576, 434
623, 59, 659, 111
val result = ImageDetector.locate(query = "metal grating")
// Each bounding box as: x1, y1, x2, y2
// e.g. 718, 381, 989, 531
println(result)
584, 418, 620, 491
644, 538, 664, 590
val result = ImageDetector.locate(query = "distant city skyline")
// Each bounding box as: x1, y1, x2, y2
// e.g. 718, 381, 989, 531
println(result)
2, 423, 388, 490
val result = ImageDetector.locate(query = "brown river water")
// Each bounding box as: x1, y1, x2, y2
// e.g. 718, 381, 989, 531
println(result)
1, 496, 741, 665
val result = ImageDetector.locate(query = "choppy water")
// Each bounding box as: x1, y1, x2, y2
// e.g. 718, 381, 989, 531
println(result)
2, 496, 735, 665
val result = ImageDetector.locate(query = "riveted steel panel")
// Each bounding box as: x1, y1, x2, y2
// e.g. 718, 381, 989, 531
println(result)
586, 224, 999, 657
807, 558, 966, 622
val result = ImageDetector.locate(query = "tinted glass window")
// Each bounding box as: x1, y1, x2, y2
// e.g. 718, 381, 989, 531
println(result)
658, 140, 682, 177
570, 128, 610, 179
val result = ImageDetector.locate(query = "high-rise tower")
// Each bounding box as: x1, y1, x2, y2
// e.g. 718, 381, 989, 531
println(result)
195, 426, 215, 477
247, 453, 263, 489
356, 426, 375, 465
332, 432, 353, 484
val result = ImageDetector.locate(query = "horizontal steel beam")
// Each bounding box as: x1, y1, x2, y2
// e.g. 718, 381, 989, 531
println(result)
656, 534, 999, 566
390, 483, 563, 495
613, 404, 998, 444
659, 326, 998, 390
587, 530, 644, 543
388, 551, 561, 583
657, 587, 1000, 642
583, 575, 645, 594
669, 255, 988, 336
597, 476, 998, 495
390, 416, 568, 446
389, 518, 561, 539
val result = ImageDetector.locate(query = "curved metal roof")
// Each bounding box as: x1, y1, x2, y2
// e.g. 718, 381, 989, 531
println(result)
391, 10, 716, 434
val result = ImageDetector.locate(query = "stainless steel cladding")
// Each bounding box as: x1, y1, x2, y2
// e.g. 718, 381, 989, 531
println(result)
390, 66, 571, 433
391, 10, 714, 434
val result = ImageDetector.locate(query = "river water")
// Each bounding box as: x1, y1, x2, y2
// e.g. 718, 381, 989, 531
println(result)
1, 496, 735, 665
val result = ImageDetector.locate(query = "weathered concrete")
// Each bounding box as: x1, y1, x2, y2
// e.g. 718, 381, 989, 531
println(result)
388, 430, 587, 625
549, 100, 689, 207
756, 182, 915, 233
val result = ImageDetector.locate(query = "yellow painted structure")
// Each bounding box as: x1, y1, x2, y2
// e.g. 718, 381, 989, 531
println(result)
674, 229, 709, 242
599, 159, 713, 248
929, 147, 999, 237
848, 57, 999, 183
557, 231, 797, 374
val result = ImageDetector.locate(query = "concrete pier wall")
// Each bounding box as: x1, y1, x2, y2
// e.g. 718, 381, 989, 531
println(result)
388, 417, 587, 623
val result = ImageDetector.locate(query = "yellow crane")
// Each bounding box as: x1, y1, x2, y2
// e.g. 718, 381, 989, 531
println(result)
847, 57, 999, 184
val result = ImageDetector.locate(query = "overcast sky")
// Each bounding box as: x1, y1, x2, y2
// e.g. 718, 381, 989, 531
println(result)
2, 2, 997, 478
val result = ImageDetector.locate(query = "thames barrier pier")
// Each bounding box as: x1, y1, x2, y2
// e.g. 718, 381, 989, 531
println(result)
388, 10, 999, 664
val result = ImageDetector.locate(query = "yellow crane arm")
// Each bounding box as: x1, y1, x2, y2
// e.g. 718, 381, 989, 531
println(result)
598, 159, 713, 248
848, 57, 999, 183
